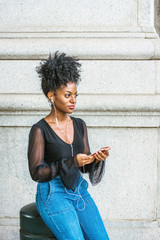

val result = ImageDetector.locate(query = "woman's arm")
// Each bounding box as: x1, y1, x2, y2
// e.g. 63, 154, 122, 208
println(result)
28, 124, 58, 182
28, 124, 81, 190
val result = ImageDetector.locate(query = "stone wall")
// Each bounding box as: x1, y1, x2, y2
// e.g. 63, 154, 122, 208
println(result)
0, 1, 160, 239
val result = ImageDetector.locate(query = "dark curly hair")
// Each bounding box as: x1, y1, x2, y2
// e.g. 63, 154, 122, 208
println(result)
36, 51, 81, 97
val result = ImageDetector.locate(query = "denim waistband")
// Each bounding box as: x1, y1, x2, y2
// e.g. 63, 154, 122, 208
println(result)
37, 174, 83, 193
37, 174, 86, 211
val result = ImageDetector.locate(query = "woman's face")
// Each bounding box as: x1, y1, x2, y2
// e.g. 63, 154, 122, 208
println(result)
49, 82, 78, 114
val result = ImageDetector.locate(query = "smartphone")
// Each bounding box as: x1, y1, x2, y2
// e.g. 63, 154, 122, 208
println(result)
90, 146, 111, 156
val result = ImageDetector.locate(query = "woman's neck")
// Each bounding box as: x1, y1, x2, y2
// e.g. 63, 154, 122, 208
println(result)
47, 108, 69, 123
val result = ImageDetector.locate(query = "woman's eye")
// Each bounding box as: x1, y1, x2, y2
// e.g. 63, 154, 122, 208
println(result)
65, 93, 78, 98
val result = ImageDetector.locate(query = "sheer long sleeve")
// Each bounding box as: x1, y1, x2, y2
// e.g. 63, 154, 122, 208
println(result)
79, 120, 106, 185
28, 125, 58, 182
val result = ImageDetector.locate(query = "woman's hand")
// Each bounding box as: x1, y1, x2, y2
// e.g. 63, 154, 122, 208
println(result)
76, 154, 95, 167
92, 146, 111, 164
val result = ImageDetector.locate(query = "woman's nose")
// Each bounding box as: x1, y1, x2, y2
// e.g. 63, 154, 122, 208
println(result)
70, 95, 76, 103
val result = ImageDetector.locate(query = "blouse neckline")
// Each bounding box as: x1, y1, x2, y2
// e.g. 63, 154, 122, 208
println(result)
42, 116, 75, 145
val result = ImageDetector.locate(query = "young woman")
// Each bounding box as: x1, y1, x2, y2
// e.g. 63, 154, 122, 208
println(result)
28, 51, 110, 240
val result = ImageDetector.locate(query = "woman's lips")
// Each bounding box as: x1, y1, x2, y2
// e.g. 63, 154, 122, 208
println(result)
68, 105, 75, 109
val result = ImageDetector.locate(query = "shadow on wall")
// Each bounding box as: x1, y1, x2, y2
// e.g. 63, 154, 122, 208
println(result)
155, 0, 160, 36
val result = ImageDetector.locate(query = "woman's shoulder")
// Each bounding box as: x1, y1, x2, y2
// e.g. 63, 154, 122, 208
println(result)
71, 116, 87, 134
29, 118, 46, 137
71, 116, 85, 125
31, 118, 45, 129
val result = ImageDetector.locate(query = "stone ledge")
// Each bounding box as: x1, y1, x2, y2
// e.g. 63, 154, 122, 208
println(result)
1, 94, 160, 112
0, 111, 160, 128
0, 217, 158, 228
1, 224, 160, 240
0, 38, 160, 60
1, 225, 160, 240
0, 31, 158, 39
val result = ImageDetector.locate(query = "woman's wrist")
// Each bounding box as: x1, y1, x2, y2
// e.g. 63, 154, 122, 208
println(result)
95, 159, 99, 165
73, 155, 79, 167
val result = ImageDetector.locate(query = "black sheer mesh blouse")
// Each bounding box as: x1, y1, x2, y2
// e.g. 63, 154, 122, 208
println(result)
28, 116, 105, 191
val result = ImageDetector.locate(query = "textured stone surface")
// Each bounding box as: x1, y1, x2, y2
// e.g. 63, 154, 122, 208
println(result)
1, 221, 160, 240
0, 60, 155, 94
0, 226, 19, 240
80, 61, 155, 94
2, 94, 160, 112
0, 38, 159, 60
87, 127, 157, 220
0, 0, 137, 31
156, 61, 160, 93
1, 111, 160, 128
0, 126, 157, 221
107, 227, 160, 240
157, 128, 160, 219
138, 0, 154, 28
0, 127, 36, 218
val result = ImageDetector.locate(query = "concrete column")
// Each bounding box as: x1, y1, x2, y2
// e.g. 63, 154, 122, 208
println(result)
0, 1, 160, 239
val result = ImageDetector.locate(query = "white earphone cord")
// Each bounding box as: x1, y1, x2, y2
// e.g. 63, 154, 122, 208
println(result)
54, 102, 73, 153
52, 99, 86, 211
65, 179, 86, 211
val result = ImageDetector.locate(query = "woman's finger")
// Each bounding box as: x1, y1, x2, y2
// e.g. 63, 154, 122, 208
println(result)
82, 155, 95, 164
84, 158, 95, 165
101, 150, 109, 158
95, 151, 104, 161
95, 150, 109, 161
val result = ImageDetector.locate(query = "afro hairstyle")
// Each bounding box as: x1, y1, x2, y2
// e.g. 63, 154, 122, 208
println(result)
36, 51, 81, 97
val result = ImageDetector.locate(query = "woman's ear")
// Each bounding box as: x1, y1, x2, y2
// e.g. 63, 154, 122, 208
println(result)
47, 91, 55, 102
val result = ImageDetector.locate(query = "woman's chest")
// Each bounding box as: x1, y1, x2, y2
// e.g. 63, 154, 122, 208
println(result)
44, 126, 84, 162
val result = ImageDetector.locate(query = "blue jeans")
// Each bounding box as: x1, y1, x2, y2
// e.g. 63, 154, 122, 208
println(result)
36, 174, 110, 240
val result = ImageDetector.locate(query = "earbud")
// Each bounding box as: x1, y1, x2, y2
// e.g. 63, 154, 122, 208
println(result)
51, 97, 55, 103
